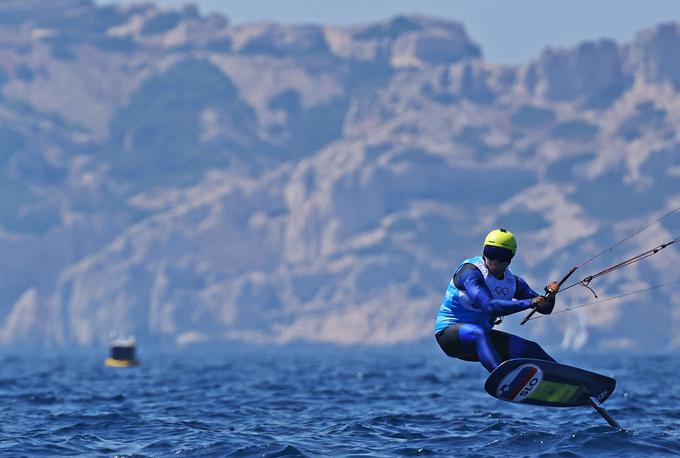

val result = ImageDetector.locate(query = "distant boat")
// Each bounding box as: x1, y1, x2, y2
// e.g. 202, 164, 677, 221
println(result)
105, 336, 140, 367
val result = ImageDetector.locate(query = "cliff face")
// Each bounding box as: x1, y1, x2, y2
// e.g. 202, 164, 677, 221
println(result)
0, 1, 678, 350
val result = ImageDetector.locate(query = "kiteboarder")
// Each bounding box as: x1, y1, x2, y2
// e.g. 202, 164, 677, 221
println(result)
435, 228, 560, 372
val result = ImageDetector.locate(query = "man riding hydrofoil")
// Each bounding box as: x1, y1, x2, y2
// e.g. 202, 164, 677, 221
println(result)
435, 229, 559, 372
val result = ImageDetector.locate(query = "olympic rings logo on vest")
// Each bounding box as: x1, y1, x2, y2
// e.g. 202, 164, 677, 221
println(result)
495, 286, 509, 296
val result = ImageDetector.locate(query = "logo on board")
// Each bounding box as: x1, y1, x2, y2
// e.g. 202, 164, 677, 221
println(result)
497, 364, 543, 402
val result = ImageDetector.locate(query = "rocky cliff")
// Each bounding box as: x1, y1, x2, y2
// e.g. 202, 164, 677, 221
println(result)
0, 0, 678, 350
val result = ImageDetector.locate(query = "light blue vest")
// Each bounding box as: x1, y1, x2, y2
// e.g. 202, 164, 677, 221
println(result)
435, 256, 517, 333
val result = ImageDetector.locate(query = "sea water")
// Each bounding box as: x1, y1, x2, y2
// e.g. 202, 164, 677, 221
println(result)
0, 346, 679, 457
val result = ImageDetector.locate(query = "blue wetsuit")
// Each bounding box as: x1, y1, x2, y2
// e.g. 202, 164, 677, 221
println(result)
435, 256, 555, 372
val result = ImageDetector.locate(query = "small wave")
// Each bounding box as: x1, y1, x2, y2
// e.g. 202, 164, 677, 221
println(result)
21, 393, 59, 405
415, 373, 443, 384
390, 446, 437, 456
228, 443, 309, 457
321, 421, 378, 436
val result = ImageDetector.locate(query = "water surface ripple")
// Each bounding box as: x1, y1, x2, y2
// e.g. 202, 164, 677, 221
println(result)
0, 349, 678, 457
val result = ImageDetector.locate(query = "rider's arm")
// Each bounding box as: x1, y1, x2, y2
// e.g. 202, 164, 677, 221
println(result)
514, 275, 555, 314
513, 275, 540, 299
456, 266, 532, 316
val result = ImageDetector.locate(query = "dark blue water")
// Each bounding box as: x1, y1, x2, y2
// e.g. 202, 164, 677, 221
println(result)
1, 347, 679, 457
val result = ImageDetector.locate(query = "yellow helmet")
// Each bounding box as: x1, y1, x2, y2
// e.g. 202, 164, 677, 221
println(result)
483, 228, 517, 255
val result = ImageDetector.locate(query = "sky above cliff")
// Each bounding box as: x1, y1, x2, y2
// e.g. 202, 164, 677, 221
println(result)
101, 0, 680, 64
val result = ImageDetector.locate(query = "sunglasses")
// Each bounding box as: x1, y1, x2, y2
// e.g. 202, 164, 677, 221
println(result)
485, 254, 512, 263
483, 245, 514, 263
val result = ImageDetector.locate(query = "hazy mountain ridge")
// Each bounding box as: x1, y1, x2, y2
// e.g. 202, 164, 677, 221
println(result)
0, 0, 678, 350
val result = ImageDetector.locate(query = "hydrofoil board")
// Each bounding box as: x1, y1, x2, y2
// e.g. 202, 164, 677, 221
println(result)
484, 358, 621, 428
